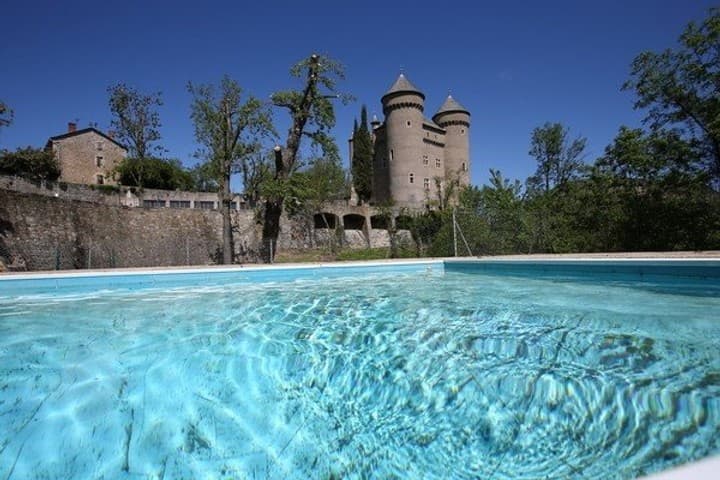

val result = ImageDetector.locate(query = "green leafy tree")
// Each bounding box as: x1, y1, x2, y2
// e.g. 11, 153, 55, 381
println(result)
188, 162, 220, 192
595, 126, 718, 250
108, 84, 164, 160
188, 75, 274, 264
474, 169, 529, 253
114, 157, 194, 190
0, 100, 13, 130
527, 122, 587, 193
281, 156, 348, 251
262, 53, 350, 262
352, 105, 373, 204
0, 146, 60, 182
624, 8, 720, 183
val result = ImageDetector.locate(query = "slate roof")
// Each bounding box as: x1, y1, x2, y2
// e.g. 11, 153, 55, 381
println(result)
382, 73, 425, 101
434, 95, 469, 116
47, 127, 127, 151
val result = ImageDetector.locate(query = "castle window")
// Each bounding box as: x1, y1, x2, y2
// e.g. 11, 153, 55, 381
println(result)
423, 178, 430, 190
435, 158, 441, 168
462, 162, 468, 171
96, 155, 104, 167
96, 174, 104, 185
460, 129, 466, 135
390, 149, 394, 161
406, 121, 412, 127
408, 173, 414, 184
96, 141, 104, 151
382, 157, 387, 168
423, 155, 429, 166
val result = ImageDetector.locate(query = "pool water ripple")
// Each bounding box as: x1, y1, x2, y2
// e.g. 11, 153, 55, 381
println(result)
0, 271, 719, 478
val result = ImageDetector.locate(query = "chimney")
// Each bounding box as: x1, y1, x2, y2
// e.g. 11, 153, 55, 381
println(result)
67, 122, 77, 133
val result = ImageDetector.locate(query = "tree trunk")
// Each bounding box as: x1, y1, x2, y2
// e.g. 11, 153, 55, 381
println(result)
221, 176, 233, 264
262, 199, 283, 262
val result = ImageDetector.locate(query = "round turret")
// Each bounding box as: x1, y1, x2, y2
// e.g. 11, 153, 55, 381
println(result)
381, 74, 426, 206
432, 95, 471, 189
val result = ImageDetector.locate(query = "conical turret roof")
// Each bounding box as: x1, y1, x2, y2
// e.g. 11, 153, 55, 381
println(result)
382, 73, 425, 102
434, 95, 470, 117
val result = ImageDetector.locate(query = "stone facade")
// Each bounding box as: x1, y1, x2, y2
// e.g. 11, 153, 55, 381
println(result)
352, 74, 471, 208
46, 123, 127, 185
0, 185, 417, 270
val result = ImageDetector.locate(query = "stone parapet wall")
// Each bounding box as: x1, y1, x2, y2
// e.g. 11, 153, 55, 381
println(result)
0, 179, 431, 270
0, 190, 225, 270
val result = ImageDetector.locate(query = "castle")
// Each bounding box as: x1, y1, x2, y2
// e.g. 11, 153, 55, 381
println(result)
352, 73, 471, 208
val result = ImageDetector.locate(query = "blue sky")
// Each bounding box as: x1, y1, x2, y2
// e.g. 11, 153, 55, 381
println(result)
0, 0, 716, 188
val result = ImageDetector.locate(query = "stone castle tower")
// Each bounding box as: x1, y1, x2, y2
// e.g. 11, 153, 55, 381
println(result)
353, 73, 471, 208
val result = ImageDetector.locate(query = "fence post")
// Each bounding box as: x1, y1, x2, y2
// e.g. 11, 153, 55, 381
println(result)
452, 207, 458, 257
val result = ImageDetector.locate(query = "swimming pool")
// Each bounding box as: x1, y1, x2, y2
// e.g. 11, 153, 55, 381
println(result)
0, 259, 718, 479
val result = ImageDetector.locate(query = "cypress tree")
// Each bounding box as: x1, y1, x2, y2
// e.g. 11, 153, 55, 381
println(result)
352, 105, 373, 204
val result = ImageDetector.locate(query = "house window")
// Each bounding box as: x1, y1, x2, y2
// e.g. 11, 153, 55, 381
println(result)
195, 201, 215, 210
435, 158, 441, 168
143, 199, 165, 208
423, 178, 430, 190
409, 173, 414, 184
96, 174, 104, 184
169, 200, 191, 209
423, 155, 429, 166
96, 156, 104, 167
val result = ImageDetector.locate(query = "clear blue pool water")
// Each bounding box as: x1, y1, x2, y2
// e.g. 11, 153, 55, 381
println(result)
0, 261, 719, 479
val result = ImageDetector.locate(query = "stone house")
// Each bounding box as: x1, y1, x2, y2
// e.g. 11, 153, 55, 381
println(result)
46, 122, 127, 185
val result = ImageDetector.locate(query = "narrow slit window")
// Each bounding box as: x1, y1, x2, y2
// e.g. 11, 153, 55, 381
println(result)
409, 173, 414, 184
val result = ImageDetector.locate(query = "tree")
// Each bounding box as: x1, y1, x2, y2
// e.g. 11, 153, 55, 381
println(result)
188, 162, 220, 192
281, 156, 348, 251
0, 100, 13, 130
262, 53, 349, 262
595, 126, 718, 250
107, 83, 164, 188
188, 75, 273, 264
0, 147, 60, 182
624, 8, 720, 183
352, 105, 373, 203
527, 122, 587, 193
113, 157, 194, 190
239, 151, 272, 207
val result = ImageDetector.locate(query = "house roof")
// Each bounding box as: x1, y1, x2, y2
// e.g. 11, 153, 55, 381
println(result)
47, 127, 127, 151
434, 95, 470, 117
382, 73, 425, 101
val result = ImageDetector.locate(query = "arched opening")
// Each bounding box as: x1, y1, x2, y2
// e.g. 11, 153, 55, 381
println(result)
370, 215, 388, 229
395, 215, 413, 230
343, 214, 365, 230
314, 212, 337, 229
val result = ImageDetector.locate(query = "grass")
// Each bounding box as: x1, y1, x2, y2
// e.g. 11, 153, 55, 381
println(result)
274, 247, 421, 263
